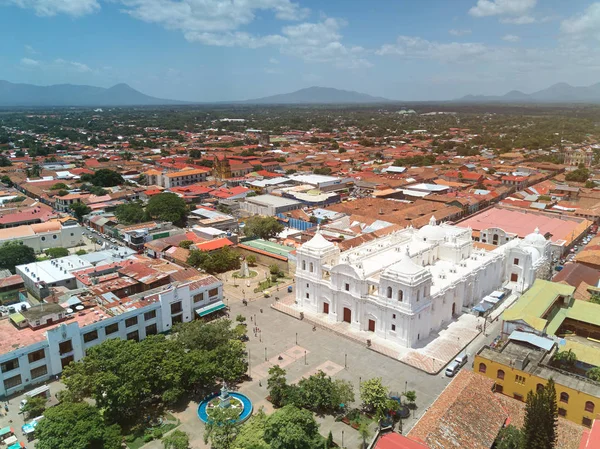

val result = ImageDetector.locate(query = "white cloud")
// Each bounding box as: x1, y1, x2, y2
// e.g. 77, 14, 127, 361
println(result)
6, 0, 99, 17
20, 57, 40, 67
502, 34, 520, 42
449, 29, 472, 36
20, 57, 92, 73
118, 0, 309, 34
500, 15, 535, 24
376, 36, 487, 63
269, 57, 279, 64
24, 44, 37, 55
561, 2, 600, 39
280, 18, 372, 68
469, 0, 536, 17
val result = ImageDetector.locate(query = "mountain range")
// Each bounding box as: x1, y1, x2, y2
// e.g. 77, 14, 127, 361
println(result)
3, 80, 600, 107
0, 81, 184, 107
457, 82, 600, 103
243, 86, 390, 104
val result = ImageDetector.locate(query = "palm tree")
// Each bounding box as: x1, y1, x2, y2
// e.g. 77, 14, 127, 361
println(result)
358, 421, 371, 449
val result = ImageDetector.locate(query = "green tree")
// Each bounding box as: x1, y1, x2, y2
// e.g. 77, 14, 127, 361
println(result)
35, 401, 121, 449
70, 202, 91, 222
0, 241, 36, 273
523, 378, 558, 449
90, 169, 124, 187
495, 425, 524, 449
296, 371, 354, 414
21, 395, 47, 419
565, 167, 590, 183
246, 255, 257, 266
403, 390, 417, 408
326, 431, 334, 449
146, 193, 188, 226
587, 367, 600, 381
358, 420, 371, 449
115, 202, 146, 225
187, 247, 241, 274
0, 155, 12, 166
264, 405, 320, 449
244, 216, 284, 240
551, 349, 577, 369
0, 175, 12, 186
163, 430, 190, 449
360, 377, 389, 416
233, 409, 269, 449
189, 149, 202, 158
50, 182, 68, 190
313, 167, 332, 175
45, 247, 70, 258
179, 240, 193, 249
204, 406, 241, 449
267, 365, 289, 408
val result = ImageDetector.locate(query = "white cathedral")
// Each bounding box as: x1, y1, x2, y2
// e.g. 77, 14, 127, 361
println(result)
295, 217, 551, 348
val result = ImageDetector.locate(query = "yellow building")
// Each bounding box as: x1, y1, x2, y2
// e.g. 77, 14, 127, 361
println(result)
474, 332, 599, 428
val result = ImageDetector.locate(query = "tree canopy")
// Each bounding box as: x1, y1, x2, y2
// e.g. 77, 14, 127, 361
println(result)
187, 246, 241, 274
146, 193, 188, 226
85, 169, 124, 187
35, 401, 121, 449
0, 241, 36, 273
45, 247, 70, 258
62, 321, 247, 424
244, 216, 284, 240
263, 405, 321, 449
115, 201, 147, 225
359, 377, 390, 416
523, 378, 558, 449
70, 202, 91, 221
163, 430, 190, 449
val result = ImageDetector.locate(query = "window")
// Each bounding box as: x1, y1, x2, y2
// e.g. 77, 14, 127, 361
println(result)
391, 324, 396, 331
302, 261, 306, 270
582, 417, 593, 428
513, 258, 519, 265
144, 310, 157, 320
478, 363, 487, 373
416, 290, 420, 301
536, 383, 544, 392
41, 236, 46, 241
125, 316, 138, 328
497, 369, 505, 380
515, 375, 526, 385
3, 374, 21, 390
170, 302, 183, 314
172, 314, 183, 324
387, 286, 392, 299
30, 365, 48, 379
105, 322, 119, 335
585, 401, 595, 413
59, 340, 73, 355
193, 293, 204, 303
560, 392, 569, 404
145, 324, 158, 336
558, 408, 567, 417
209, 288, 219, 297
495, 384, 504, 393
309, 262, 314, 272
398, 290, 403, 301
514, 393, 524, 402
345, 283, 350, 291
306, 293, 310, 299
28, 349, 45, 363
126, 330, 140, 341
53, 235, 57, 240
83, 330, 98, 343
392, 314, 396, 319
1, 358, 19, 373
306, 283, 309, 288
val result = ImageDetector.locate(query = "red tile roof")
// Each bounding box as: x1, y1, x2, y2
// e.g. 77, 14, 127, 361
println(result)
195, 237, 233, 252
375, 433, 429, 449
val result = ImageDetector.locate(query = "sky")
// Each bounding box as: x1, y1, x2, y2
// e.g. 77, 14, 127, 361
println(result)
1, 0, 600, 102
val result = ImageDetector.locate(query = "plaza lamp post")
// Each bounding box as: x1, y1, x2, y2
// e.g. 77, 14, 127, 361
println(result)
341, 430, 344, 449
264, 347, 267, 361
344, 353, 347, 369
295, 332, 298, 345
304, 350, 307, 365
248, 347, 251, 377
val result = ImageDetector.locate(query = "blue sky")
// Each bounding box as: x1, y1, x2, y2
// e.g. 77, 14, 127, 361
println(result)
1, 0, 600, 102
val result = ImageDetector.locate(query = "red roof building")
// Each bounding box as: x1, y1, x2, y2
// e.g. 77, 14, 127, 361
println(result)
375, 433, 429, 449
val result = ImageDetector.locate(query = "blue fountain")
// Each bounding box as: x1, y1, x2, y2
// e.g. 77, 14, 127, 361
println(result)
198, 384, 253, 424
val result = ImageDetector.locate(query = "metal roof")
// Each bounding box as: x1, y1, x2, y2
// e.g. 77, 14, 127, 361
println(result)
509, 330, 554, 352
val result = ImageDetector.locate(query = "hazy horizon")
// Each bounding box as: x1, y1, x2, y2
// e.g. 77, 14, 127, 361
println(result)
2, 0, 600, 102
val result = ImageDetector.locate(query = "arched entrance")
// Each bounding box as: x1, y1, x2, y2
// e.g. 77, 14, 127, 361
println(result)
323, 302, 329, 314
343, 307, 351, 323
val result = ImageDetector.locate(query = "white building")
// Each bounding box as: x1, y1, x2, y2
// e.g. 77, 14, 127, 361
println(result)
0, 276, 223, 398
294, 217, 551, 348
0, 220, 83, 253
241, 194, 302, 216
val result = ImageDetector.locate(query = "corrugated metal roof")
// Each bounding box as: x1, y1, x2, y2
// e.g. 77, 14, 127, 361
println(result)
509, 330, 554, 351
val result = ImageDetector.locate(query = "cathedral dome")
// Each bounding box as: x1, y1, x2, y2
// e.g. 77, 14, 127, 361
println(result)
524, 246, 541, 263
384, 247, 430, 284
524, 227, 546, 246
417, 216, 446, 242
302, 230, 335, 251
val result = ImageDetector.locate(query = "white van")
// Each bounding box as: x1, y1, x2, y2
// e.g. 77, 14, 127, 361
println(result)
445, 354, 468, 377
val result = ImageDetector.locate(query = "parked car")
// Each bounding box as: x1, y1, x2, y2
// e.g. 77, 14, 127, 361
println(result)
445, 353, 468, 377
